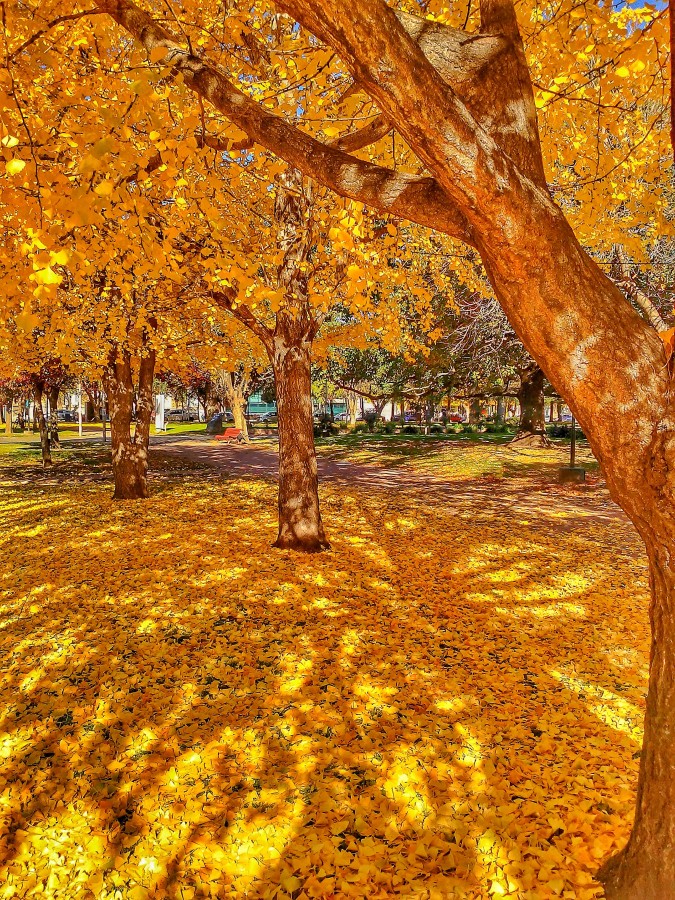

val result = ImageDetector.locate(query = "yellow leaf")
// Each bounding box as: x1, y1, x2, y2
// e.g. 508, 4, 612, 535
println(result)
34, 266, 62, 285
6, 158, 26, 175
615, 66, 630, 78
94, 180, 114, 196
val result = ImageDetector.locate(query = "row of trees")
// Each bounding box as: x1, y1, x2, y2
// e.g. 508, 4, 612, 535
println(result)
1, 0, 673, 892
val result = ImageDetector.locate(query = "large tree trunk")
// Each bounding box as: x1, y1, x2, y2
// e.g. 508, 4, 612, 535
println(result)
469, 398, 481, 424
105, 346, 155, 500
496, 396, 505, 424
599, 527, 675, 899
511, 365, 551, 448
271, 321, 329, 552
31, 383, 52, 468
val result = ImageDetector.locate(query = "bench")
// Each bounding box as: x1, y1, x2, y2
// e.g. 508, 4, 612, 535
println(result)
215, 427, 245, 443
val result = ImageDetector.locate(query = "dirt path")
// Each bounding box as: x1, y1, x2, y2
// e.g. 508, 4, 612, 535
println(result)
151, 434, 634, 541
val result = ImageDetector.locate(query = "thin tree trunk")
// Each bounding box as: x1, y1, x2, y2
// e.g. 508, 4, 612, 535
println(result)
272, 328, 329, 552
599, 529, 675, 898
231, 399, 249, 441
469, 398, 481, 424
31, 383, 52, 467
346, 391, 358, 427
511, 365, 551, 447
496, 396, 505, 424
48, 386, 60, 448
5, 396, 12, 435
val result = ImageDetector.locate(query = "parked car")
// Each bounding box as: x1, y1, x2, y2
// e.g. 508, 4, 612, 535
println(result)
261, 412, 278, 423
57, 409, 74, 422
166, 408, 195, 422
247, 412, 263, 422
449, 413, 465, 423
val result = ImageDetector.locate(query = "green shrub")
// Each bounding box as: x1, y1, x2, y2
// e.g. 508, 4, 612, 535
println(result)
402, 425, 419, 435
429, 424, 444, 434
462, 424, 478, 434
383, 422, 396, 434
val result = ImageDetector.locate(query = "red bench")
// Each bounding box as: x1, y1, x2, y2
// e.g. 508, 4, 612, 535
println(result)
215, 428, 245, 443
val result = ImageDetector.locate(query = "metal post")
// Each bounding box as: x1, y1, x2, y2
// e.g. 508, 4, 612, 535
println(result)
78, 383, 83, 438
570, 415, 576, 468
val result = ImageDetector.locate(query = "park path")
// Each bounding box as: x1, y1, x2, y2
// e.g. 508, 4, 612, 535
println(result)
151, 433, 634, 541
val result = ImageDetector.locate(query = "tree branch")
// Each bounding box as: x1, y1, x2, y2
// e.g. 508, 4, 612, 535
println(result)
95, 0, 473, 244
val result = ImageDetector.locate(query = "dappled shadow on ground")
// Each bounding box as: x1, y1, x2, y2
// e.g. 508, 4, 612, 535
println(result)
0, 459, 646, 899
0, 444, 205, 488
158, 435, 620, 540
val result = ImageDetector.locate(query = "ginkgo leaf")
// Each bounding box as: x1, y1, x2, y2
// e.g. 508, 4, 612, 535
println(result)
6, 158, 26, 175
34, 266, 62, 285
94, 180, 114, 196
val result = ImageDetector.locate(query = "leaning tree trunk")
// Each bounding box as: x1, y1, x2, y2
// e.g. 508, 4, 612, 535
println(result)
598, 513, 675, 898
105, 346, 156, 500
271, 325, 329, 552
511, 365, 551, 448
31, 384, 52, 467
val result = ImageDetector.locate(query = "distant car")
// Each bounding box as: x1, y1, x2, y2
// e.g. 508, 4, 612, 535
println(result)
247, 413, 263, 422
261, 412, 277, 423
449, 413, 465, 423
57, 409, 74, 422
334, 412, 348, 422
166, 408, 195, 422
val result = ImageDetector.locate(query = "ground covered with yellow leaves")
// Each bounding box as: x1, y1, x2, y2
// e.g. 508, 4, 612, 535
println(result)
0, 445, 648, 899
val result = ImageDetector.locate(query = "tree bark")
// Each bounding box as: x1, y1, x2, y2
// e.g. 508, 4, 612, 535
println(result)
48, 386, 60, 448
598, 531, 675, 899
31, 382, 52, 468
104, 346, 156, 500
469, 398, 481, 424
221, 372, 250, 441
496, 396, 505, 424
511, 365, 551, 448
346, 391, 358, 427
271, 321, 329, 552
4, 396, 12, 435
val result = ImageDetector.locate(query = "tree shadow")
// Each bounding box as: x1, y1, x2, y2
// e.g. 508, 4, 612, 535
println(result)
0, 459, 647, 898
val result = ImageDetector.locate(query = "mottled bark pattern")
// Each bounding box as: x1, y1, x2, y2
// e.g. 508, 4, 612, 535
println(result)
273, 329, 328, 552
104, 345, 156, 500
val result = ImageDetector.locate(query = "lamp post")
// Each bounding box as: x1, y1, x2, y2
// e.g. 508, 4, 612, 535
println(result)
559, 413, 585, 483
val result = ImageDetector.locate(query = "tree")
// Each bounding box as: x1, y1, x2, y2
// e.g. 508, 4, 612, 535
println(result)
5, 0, 674, 889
